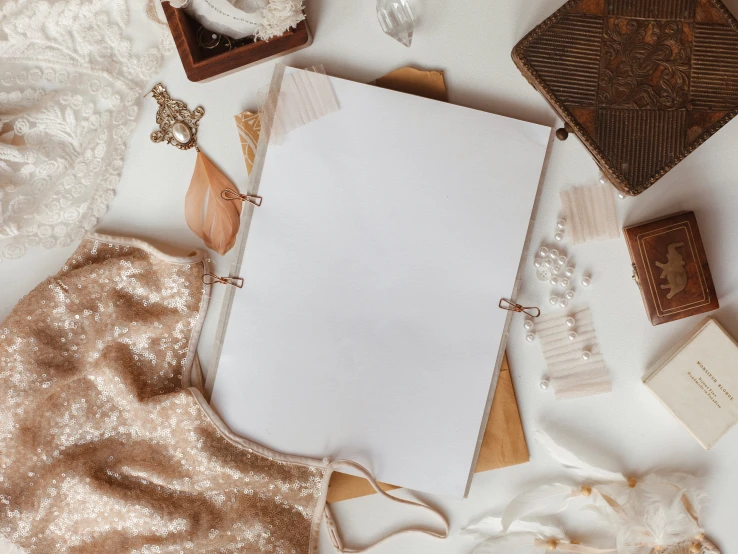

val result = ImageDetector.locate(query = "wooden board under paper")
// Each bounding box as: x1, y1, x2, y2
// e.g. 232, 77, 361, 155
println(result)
209, 70, 550, 498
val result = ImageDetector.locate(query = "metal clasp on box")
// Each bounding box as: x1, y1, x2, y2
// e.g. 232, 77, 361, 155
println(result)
631, 264, 641, 288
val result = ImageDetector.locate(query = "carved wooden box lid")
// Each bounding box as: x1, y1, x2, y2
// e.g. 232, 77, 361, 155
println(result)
512, 0, 738, 196
624, 211, 718, 325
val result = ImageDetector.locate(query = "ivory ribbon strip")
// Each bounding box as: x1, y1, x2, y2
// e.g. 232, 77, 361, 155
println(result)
534, 305, 612, 399
560, 185, 619, 244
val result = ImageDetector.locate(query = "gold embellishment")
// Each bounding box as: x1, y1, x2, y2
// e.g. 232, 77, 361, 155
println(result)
628, 476, 638, 488
148, 83, 204, 151
580, 485, 592, 497
655, 242, 687, 299
547, 538, 558, 551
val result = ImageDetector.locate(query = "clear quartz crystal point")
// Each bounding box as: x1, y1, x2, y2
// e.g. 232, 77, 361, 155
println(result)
377, 0, 416, 47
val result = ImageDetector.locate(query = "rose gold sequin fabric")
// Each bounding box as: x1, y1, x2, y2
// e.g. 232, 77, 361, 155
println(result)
0, 236, 325, 554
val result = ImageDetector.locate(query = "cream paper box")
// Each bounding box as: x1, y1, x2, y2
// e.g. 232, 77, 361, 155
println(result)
645, 318, 738, 450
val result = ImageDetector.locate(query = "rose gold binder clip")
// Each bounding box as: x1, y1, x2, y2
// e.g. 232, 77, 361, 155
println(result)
221, 188, 263, 207
203, 273, 244, 288
499, 298, 540, 318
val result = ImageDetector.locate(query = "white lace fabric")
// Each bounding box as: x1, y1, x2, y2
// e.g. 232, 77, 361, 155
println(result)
0, 0, 172, 263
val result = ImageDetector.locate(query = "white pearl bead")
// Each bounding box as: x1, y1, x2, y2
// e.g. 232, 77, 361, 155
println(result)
550, 276, 559, 286
557, 219, 566, 230
549, 249, 559, 259
557, 255, 567, 266
524, 320, 534, 331
560, 278, 570, 288
618, 192, 626, 199
172, 121, 192, 144
582, 350, 591, 361
540, 379, 550, 390
559, 298, 569, 308
565, 317, 576, 328
549, 295, 559, 305
568, 331, 578, 341
543, 258, 553, 267
564, 266, 575, 277
554, 232, 564, 241
526, 333, 536, 343
598, 173, 608, 185
552, 265, 562, 275
581, 276, 591, 287
534, 258, 543, 268
539, 247, 549, 257
565, 290, 575, 300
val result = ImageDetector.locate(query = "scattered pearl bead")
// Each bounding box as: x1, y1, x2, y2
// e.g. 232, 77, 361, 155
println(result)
581, 275, 591, 287
559, 298, 569, 308
550, 276, 559, 286
582, 350, 591, 361
524, 320, 534, 331
564, 266, 575, 277
618, 192, 626, 199
539, 246, 549, 257
534, 258, 543, 268
599, 173, 608, 185
556, 219, 566, 230
565, 317, 576, 327
550, 295, 559, 305
540, 379, 550, 390
548, 249, 559, 259
526, 333, 536, 343
557, 255, 567, 266
554, 231, 564, 241
543, 258, 553, 267
568, 331, 578, 341
559, 277, 570, 288
565, 290, 575, 300
552, 265, 562, 275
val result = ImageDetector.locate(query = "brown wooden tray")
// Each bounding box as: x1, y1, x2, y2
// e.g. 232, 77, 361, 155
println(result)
513, 0, 738, 196
162, 1, 312, 82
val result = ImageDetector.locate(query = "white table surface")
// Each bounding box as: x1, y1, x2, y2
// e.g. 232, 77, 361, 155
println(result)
3, 0, 738, 552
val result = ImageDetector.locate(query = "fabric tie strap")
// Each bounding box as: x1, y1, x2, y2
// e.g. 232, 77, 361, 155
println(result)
323, 460, 449, 553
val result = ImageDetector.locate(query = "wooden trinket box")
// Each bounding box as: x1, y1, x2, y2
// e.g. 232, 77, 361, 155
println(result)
162, 1, 313, 82
513, 0, 738, 196
624, 211, 718, 326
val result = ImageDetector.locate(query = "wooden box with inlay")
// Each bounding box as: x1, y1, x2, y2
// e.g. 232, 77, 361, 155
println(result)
624, 211, 718, 326
513, 0, 738, 196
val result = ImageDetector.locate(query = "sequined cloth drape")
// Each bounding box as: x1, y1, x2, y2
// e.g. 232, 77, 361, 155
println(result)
0, 234, 328, 554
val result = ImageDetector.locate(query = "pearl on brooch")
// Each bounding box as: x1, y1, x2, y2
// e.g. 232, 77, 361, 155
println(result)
172, 121, 192, 144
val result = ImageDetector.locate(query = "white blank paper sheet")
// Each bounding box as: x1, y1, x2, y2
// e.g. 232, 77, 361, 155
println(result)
210, 69, 550, 497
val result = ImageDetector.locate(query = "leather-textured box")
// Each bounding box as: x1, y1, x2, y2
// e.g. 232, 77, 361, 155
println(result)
513, 0, 738, 196
624, 211, 718, 325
